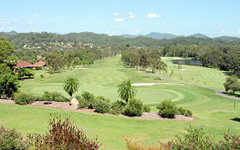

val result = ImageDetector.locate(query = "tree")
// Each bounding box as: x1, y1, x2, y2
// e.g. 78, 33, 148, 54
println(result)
117, 79, 136, 103
223, 76, 238, 92
24, 69, 35, 78
63, 77, 79, 97
0, 73, 19, 98
157, 60, 168, 74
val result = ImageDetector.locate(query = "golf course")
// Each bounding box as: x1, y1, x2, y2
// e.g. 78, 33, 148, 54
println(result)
0, 55, 240, 149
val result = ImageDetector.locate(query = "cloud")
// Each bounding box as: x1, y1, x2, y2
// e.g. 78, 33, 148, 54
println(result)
0, 20, 10, 25
135, 29, 140, 33
146, 13, 163, 18
221, 29, 240, 35
129, 12, 136, 19
0, 27, 4, 30
114, 12, 120, 16
166, 31, 172, 34
114, 18, 125, 22
25, 21, 33, 25
34, 14, 38, 17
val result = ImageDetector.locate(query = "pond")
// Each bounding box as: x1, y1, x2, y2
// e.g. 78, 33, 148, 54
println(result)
169, 59, 202, 66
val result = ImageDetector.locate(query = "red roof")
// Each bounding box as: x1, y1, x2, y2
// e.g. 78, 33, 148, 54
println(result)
32, 61, 46, 67
16, 61, 32, 68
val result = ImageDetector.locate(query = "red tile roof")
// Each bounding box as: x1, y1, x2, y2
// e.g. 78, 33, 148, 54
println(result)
16, 61, 32, 68
32, 61, 46, 67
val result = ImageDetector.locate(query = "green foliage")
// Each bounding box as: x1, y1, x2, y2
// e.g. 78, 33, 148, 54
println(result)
50, 92, 68, 102
94, 100, 111, 113
143, 105, 151, 112
223, 76, 240, 94
117, 79, 136, 103
63, 76, 79, 97
42, 91, 53, 101
110, 100, 126, 115
0, 125, 31, 150
0, 73, 19, 98
124, 98, 143, 117
157, 100, 177, 118
29, 116, 101, 149
40, 74, 44, 81
24, 68, 35, 78
177, 107, 186, 115
81, 91, 95, 109
14, 92, 37, 105
184, 109, 192, 117
77, 98, 88, 109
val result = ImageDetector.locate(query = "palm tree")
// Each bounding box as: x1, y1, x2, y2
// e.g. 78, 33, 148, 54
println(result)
117, 79, 136, 103
63, 77, 79, 97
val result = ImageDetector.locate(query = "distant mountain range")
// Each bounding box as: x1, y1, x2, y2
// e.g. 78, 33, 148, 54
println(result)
1, 30, 240, 42
119, 32, 240, 41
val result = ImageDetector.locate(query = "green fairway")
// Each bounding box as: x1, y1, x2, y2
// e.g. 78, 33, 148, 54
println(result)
1, 55, 240, 149
161, 57, 234, 90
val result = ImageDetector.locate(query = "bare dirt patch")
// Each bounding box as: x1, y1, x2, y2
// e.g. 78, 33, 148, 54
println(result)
0, 99, 196, 121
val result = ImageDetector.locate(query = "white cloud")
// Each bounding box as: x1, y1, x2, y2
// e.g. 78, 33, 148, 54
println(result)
0, 27, 4, 30
129, 12, 136, 19
25, 21, 33, 25
135, 29, 140, 33
114, 18, 125, 22
114, 12, 120, 16
0, 20, 10, 25
34, 14, 38, 17
166, 31, 172, 34
146, 13, 163, 18
221, 29, 240, 35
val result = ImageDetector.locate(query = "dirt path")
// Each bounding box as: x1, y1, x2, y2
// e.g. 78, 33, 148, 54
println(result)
0, 99, 196, 121
145, 71, 240, 101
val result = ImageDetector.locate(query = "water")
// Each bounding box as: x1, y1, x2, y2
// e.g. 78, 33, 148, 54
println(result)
169, 59, 202, 66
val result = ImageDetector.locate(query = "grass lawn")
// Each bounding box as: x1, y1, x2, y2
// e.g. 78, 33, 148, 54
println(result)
1, 55, 240, 149
161, 57, 235, 90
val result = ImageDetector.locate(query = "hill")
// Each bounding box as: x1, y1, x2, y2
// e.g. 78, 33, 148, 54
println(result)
188, 33, 209, 38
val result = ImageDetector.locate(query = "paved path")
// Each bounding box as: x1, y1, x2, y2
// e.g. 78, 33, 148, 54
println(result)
146, 71, 240, 101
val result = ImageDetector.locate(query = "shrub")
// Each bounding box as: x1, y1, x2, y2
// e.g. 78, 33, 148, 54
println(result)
178, 107, 186, 115
51, 92, 68, 102
0, 126, 31, 149
143, 105, 151, 112
94, 100, 111, 113
95, 96, 110, 103
29, 116, 101, 149
124, 98, 143, 117
41, 91, 53, 101
110, 100, 126, 115
184, 109, 192, 117
81, 91, 95, 109
14, 92, 35, 105
78, 98, 88, 109
157, 100, 177, 118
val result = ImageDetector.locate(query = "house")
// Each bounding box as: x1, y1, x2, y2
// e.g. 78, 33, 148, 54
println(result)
15, 61, 32, 68
32, 61, 46, 68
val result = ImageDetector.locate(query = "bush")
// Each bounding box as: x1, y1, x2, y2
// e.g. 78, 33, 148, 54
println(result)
14, 92, 35, 105
41, 91, 53, 101
94, 100, 111, 113
110, 100, 126, 115
177, 107, 186, 115
29, 116, 101, 149
157, 100, 177, 118
96, 96, 110, 103
124, 98, 143, 117
51, 92, 68, 102
81, 91, 95, 109
0, 126, 31, 149
78, 98, 88, 109
184, 109, 192, 117
143, 105, 151, 112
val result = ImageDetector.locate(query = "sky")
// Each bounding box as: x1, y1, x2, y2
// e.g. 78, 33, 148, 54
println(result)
0, 0, 239, 37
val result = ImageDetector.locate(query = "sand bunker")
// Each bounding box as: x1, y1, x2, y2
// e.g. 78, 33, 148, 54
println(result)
172, 58, 183, 60
132, 83, 182, 86
132, 83, 156, 86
